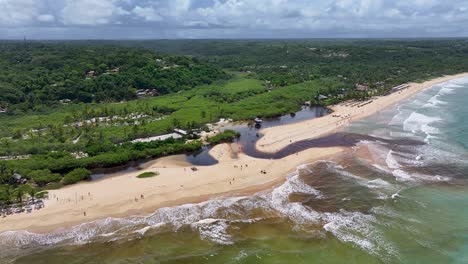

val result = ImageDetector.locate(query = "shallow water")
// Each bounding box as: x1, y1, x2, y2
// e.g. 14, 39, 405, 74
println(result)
2, 78, 468, 264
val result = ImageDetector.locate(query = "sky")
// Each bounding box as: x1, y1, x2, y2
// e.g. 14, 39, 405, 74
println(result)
0, 0, 467, 39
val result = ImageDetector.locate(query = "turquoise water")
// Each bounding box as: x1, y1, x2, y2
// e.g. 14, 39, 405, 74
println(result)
1, 77, 468, 264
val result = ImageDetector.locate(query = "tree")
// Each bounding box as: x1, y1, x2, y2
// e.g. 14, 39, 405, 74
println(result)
172, 118, 181, 128
28, 169, 61, 187
63, 168, 92, 185
14, 188, 24, 205
27, 186, 37, 203
12, 129, 22, 139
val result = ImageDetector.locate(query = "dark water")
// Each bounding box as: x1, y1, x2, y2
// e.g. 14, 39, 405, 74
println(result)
2, 78, 468, 264
186, 106, 331, 164
90, 107, 328, 178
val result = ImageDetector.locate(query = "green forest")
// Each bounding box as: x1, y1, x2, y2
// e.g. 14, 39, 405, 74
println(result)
2, 39, 468, 205
0, 42, 227, 113
115, 39, 468, 87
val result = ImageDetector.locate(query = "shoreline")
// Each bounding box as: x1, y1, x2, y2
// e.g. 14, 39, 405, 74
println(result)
256, 72, 468, 153
1, 72, 468, 234
0, 145, 343, 233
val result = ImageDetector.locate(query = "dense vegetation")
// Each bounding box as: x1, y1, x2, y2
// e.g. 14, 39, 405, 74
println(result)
0, 42, 227, 113
2, 39, 468, 205
62, 168, 92, 185
207, 130, 240, 145
120, 39, 468, 88
0, 77, 342, 157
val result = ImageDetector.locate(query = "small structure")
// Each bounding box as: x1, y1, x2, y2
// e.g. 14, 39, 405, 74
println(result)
131, 133, 182, 143
318, 94, 328, 100
86, 70, 96, 77
136, 89, 158, 98
355, 84, 370, 91
59, 99, 71, 104
254, 117, 263, 124
392, 84, 410, 92
111, 67, 120, 73
10, 173, 26, 184
0, 107, 7, 113
174, 129, 188, 136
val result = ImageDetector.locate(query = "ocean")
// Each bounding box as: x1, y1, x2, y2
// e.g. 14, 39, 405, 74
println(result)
1, 77, 468, 264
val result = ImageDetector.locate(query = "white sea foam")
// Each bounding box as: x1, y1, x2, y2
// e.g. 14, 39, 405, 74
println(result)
403, 112, 441, 134
134, 223, 166, 236
385, 150, 401, 169
367, 179, 392, 188
438, 86, 457, 95
388, 104, 408, 126
423, 93, 446, 108
330, 163, 394, 191
323, 210, 397, 259
0, 162, 404, 261
191, 219, 233, 245
372, 164, 392, 174
392, 169, 415, 182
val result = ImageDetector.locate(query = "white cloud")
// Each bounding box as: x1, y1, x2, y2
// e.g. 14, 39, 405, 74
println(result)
0, 0, 41, 26
1, 0, 468, 38
132, 6, 162, 21
37, 14, 55, 22
60, 0, 129, 25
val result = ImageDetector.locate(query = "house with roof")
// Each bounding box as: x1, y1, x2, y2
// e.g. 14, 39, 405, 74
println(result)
355, 84, 370, 91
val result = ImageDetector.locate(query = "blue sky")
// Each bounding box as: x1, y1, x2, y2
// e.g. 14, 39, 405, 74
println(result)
0, 0, 467, 39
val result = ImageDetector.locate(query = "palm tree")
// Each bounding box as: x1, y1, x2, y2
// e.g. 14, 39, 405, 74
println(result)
28, 187, 37, 204
14, 188, 24, 206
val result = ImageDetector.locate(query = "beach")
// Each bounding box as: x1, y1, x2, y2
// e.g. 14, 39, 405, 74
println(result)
1, 72, 468, 234
256, 72, 468, 153
0, 145, 343, 233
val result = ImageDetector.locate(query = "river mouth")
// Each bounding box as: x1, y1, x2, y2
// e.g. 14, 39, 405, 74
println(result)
90, 104, 427, 178
90, 106, 331, 179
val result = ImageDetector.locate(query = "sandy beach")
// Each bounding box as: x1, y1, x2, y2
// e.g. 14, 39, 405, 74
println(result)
256, 73, 468, 153
0, 145, 342, 233
1, 72, 467, 233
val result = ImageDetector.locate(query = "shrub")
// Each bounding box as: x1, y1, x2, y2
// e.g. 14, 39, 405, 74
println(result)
207, 130, 240, 145
28, 169, 62, 186
63, 168, 92, 185
137, 171, 159, 178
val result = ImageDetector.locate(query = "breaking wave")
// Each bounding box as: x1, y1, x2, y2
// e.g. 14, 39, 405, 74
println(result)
0, 162, 400, 262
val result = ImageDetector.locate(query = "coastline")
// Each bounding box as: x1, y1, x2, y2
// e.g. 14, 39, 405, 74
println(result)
256, 73, 468, 153
0, 145, 343, 233
1, 72, 468, 234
